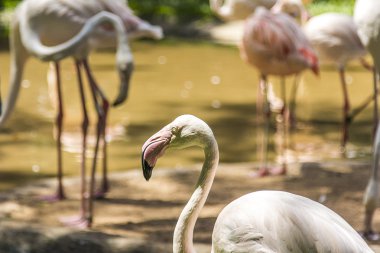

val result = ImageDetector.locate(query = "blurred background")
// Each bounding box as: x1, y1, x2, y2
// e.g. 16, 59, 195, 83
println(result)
0, 0, 373, 191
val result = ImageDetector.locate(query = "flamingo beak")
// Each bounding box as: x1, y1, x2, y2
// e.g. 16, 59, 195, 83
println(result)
0, 83, 2, 116
113, 62, 134, 106
311, 64, 319, 77
141, 129, 172, 181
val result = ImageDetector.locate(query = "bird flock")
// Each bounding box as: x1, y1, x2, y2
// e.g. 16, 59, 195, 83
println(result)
0, 0, 380, 252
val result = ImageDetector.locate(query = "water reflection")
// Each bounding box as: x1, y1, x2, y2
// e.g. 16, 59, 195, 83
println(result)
0, 40, 375, 191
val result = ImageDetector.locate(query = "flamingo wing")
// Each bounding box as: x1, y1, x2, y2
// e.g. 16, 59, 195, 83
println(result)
212, 191, 373, 253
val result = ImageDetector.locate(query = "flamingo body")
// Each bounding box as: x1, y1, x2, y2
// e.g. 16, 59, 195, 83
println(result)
141, 115, 373, 253
304, 13, 366, 67
210, 0, 277, 21
240, 7, 318, 77
213, 191, 371, 252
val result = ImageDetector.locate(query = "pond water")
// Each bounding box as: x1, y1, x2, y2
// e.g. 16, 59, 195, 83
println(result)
0, 40, 375, 191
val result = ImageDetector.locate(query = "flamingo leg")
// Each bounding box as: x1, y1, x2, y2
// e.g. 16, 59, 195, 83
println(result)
362, 205, 380, 241
44, 62, 66, 201
372, 68, 379, 139
348, 64, 377, 133
276, 77, 288, 175
339, 66, 350, 149
59, 60, 92, 226
288, 74, 300, 129
253, 75, 271, 177
82, 59, 109, 227
76, 60, 89, 219
98, 103, 110, 199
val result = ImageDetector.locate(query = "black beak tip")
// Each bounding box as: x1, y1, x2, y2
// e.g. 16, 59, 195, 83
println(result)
142, 159, 153, 181
112, 99, 123, 107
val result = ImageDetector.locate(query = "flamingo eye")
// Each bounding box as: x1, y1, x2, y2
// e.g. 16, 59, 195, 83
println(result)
171, 126, 180, 135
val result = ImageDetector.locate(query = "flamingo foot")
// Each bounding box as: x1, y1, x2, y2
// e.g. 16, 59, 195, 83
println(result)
40, 192, 66, 202
289, 112, 297, 129
360, 230, 380, 241
94, 189, 108, 200
250, 166, 287, 178
59, 215, 92, 229
94, 182, 110, 199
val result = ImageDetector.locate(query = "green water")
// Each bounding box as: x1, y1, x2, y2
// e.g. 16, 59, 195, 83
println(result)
0, 40, 375, 191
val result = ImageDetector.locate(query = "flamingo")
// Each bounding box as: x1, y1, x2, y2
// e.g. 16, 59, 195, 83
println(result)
141, 114, 373, 253
303, 13, 374, 149
209, 0, 277, 21
210, 0, 309, 23
239, 7, 318, 177
354, 0, 380, 241
0, 0, 162, 228
271, 0, 310, 25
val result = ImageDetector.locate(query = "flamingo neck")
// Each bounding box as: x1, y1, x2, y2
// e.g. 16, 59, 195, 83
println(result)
173, 138, 219, 253
0, 19, 28, 127
371, 120, 380, 180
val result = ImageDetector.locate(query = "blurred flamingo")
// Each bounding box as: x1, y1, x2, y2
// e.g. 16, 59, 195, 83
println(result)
272, 0, 310, 24
304, 13, 374, 149
354, 0, 380, 241
210, 0, 277, 21
0, 0, 162, 228
210, 0, 309, 23
239, 7, 318, 177
141, 114, 373, 253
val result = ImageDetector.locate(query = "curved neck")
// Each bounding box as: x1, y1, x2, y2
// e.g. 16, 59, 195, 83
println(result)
0, 18, 28, 127
20, 8, 132, 65
209, 0, 226, 17
173, 138, 219, 253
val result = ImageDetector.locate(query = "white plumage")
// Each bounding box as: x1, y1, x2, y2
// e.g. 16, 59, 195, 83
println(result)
141, 115, 373, 253
304, 13, 367, 67
303, 12, 372, 148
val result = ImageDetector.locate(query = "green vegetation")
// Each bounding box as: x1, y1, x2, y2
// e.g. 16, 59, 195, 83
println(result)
0, 0, 357, 45
128, 0, 214, 24
309, 0, 356, 16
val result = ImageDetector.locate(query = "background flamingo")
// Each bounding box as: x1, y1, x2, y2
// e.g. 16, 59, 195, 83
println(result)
271, 0, 310, 24
239, 7, 318, 176
303, 13, 374, 149
354, 0, 380, 241
0, 0, 162, 228
209, 0, 277, 21
141, 114, 373, 253
209, 0, 309, 22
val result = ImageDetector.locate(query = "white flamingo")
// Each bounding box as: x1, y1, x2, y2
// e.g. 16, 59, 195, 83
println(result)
0, 0, 162, 228
209, 0, 277, 21
304, 13, 374, 149
141, 114, 373, 253
354, 0, 380, 240
210, 0, 309, 23
272, 0, 310, 24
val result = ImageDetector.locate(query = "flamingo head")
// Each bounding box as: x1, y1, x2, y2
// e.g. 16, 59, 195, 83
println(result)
141, 115, 212, 180
113, 61, 134, 106
299, 47, 319, 76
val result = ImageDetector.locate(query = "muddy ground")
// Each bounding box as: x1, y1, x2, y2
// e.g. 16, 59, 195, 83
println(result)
0, 160, 379, 252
